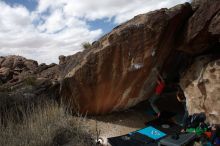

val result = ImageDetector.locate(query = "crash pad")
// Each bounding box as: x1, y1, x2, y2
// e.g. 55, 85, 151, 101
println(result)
146, 118, 182, 135
136, 126, 166, 140
108, 118, 182, 146
158, 132, 196, 146
127, 126, 166, 144
108, 134, 158, 146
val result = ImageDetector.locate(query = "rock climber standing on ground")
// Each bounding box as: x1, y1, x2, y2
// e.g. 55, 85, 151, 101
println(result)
149, 68, 165, 117
176, 87, 189, 130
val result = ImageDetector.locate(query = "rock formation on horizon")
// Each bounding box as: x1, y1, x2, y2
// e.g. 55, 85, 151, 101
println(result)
0, 55, 60, 101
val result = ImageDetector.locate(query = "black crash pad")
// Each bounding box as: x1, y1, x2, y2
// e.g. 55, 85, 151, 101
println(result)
108, 118, 182, 146
108, 134, 158, 146
146, 118, 182, 135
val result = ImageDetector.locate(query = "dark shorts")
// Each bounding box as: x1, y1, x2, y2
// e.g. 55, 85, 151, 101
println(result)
149, 94, 160, 114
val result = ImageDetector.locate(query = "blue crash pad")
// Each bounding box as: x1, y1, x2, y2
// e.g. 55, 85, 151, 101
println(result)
137, 126, 166, 140
108, 118, 182, 146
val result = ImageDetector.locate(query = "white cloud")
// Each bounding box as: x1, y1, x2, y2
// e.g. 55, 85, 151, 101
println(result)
36, 0, 190, 23
0, 1, 102, 64
0, 0, 190, 64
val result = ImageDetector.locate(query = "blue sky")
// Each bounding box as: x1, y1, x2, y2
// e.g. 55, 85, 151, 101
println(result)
87, 18, 116, 35
3, 0, 37, 11
2, 0, 117, 34
0, 0, 190, 64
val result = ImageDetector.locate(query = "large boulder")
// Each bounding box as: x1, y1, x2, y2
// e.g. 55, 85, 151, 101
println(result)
0, 67, 13, 83
1, 56, 16, 68
180, 56, 220, 124
60, 3, 193, 114
209, 11, 220, 36
0, 57, 5, 66
0, 56, 38, 71
24, 59, 38, 71
37, 64, 60, 80
59, 55, 66, 65
178, 0, 220, 54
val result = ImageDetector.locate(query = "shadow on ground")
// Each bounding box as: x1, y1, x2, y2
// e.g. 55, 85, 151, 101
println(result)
89, 92, 184, 127
81, 92, 185, 141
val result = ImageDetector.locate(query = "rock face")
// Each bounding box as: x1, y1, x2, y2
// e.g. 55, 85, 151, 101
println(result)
60, 0, 220, 115
180, 56, 220, 124
0, 56, 61, 121
0, 55, 60, 99
0, 67, 13, 83
60, 3, 193, 114
178, 0, 220, 54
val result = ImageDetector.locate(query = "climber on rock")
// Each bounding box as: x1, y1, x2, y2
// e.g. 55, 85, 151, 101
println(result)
149, 68, 165, 117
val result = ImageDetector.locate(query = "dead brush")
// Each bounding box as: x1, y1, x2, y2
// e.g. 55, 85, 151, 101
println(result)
0, 99, 96, 146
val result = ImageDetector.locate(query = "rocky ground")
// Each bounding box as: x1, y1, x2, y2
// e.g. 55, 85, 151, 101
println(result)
80, 107, 148, 145
80, 93, 184, 145
0, 0, 219, 122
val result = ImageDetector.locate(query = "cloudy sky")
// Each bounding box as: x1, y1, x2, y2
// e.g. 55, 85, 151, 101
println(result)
0, 0, 190, 64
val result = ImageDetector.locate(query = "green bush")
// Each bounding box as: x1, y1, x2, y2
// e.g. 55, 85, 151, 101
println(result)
82, 42, 92, 50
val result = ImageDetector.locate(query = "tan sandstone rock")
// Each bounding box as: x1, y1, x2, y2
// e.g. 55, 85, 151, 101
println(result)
60, 3, 193, 114
180, 57, 220, 124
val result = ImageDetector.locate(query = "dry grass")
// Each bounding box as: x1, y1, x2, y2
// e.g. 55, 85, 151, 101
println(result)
0, 101, 96, 146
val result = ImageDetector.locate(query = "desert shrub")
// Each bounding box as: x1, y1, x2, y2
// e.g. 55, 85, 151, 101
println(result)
0, 86, 11, 92
0, 100, 96, 146
23, 76, 37, 86
82, 42, 92, 50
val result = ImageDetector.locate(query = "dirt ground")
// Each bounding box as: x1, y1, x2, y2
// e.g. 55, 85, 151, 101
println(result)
85, 102, 152, 145
78, 93, 185, 145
